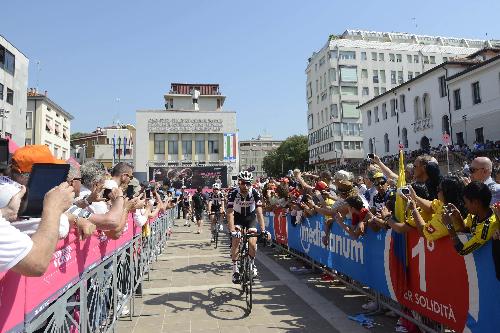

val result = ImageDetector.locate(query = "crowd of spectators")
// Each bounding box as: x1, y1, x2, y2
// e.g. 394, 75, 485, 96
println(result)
0, 145, 177, 277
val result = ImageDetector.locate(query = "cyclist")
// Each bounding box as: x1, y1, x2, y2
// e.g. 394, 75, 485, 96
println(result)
227, 171, 269, 284
208, 183, 225, 238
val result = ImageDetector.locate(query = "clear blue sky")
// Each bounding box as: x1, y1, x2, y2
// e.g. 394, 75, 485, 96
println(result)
2, 0, 499, 140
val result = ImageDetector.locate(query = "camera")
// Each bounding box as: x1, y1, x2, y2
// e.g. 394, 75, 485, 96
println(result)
367, 153, 374, 159
397, 186, 410, 196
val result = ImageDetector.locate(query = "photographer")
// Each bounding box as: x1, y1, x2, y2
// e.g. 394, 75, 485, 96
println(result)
442, 181, 499, 255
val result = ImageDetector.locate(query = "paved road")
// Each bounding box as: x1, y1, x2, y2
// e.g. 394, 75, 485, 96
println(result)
117, 217, 397, 332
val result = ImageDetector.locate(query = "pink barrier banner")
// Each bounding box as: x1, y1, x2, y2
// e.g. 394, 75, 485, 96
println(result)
24, 227, 115, 319
115, 213, 135, 250
0, 271, 25, 333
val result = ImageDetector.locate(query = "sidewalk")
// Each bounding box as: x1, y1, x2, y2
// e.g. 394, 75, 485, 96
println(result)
117, 217, 371, 333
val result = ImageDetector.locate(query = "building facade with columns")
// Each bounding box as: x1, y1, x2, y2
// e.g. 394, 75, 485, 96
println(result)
135, 83, 238, 188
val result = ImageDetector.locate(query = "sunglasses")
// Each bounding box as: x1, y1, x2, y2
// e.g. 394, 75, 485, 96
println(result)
374, 180, 387, 186
123, 173, 134, 179
469, 167, 483, 173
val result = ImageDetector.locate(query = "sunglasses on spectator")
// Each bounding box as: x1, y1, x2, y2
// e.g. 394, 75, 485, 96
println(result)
123, 173, 134, 179
469, 167, 484, 173
374, 180, 386, 186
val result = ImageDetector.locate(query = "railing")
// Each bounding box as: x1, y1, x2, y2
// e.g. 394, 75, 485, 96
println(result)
0, 210, 175, 333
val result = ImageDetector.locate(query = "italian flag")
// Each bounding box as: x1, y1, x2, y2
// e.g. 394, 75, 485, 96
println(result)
224, 133, 237, 160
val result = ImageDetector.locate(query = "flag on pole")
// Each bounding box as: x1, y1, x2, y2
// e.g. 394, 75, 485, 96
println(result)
223, 133, 237, 161
123, 137, 127, 157
112, 135, 116, 162
392, 149, 408, 293
117, 137, 122, 161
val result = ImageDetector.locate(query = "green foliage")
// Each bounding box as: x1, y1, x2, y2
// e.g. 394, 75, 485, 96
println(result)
70, 132, 89, 140
262, 135, 308, 177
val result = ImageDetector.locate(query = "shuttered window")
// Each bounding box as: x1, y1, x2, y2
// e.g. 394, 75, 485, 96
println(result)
340, 67, 357, 82
342, 102, 360, 118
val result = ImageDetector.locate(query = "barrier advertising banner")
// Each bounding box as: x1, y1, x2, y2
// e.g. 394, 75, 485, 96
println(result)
0, 271, 25, 333
267, 212, 500, 332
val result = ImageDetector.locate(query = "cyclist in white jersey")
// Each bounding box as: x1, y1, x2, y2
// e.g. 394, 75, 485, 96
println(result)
227, 171, 269, 284
208, 183, 225, 235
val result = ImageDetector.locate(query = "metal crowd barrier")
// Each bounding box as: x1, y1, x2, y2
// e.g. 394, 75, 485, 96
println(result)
271, 242, 446, 333
21, 209, 176, 333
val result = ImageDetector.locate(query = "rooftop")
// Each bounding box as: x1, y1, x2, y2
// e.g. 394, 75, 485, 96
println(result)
167, 83, 222, 96
27, 88, 74, 120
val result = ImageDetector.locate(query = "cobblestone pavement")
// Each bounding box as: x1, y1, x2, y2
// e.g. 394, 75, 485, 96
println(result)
117, 217, 398, 332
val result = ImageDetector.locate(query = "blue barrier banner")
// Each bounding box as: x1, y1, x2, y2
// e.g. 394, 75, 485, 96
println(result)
278, 211, 500, 333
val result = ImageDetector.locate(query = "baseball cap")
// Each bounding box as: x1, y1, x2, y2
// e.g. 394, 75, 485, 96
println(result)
314, 181, 329, 191
11, 145, 65, 173
372, 172, 387, 180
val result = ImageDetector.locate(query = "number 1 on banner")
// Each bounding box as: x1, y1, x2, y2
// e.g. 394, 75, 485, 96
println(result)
411, 237, 427, 292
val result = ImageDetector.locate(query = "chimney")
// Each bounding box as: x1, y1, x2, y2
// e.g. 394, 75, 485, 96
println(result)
44, 90, 48, 96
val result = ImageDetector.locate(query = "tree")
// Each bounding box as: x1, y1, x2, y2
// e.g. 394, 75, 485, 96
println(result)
262, 135, 308, 177
71, 132, 89, 140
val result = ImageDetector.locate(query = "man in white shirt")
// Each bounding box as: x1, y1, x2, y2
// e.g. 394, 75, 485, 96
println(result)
469, 156, 500, 205
0, 183, 74, 276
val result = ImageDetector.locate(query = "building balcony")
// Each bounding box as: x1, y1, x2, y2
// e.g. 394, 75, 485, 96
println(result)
412, 117, 432, 132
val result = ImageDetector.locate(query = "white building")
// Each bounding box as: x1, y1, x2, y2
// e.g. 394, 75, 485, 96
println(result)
27, 89, 74, 159
359, 48, 500, 157
239, 135, 283, 179
306, 30, 494, 167
135, 83, 238, 188
70, 125, 135, 168
447, 50, 500, 147
0, 35, 29, 145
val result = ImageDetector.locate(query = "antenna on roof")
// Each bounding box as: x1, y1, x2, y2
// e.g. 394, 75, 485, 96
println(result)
35, 61, 42, 92
411, 17, 418, 29
113, 97, 121, 126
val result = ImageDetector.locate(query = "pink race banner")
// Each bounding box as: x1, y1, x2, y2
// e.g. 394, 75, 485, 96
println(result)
115, 213, 135, 250
24, 227, 116, 319
0, 271, 25, 333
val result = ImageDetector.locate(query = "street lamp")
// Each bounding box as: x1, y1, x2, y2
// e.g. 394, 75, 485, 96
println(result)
0, 109, 10, 138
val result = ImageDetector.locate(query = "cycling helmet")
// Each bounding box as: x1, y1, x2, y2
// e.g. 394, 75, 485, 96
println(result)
237, 171, 254, 182
212, 183, 221, 190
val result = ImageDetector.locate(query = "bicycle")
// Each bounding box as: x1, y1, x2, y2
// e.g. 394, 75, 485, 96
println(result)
235, 229, 262, 313
212, 211, 222, 248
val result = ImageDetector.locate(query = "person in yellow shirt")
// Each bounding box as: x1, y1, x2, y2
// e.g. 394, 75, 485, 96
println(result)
403, 176, 467, 240
442, 181, 499, 255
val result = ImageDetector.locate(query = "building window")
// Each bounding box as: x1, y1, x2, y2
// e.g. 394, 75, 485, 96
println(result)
329, 68, 337, 82
399, 94, 406, 113
456, 132, 464, 146
389, 53, 395, 62
402, 128, 408, 148
307, 114, 314, 130
384, 133, 389, 152
367, 110, 372, 126
423, 56, 429, 64
362, 87, 369, 96
371, 52, 377, 61
195, 140, 205, 154
374, 87, 379, 96
381, 87, 387, 93
396, 54, 402, 62
475, 127, 484, 143
6, 88, 13, 105
423, 93, 431, 118
407, 54, 413, 63
154, 134, 166, 154
380, 70, 386, 84
208, 140, 219, 154
442, 115, 450, 135
391, 71, 396, 84
372, 70, 379, 83
330, 104, 338, 118
340, 86, 358, 96
340, 66, 357, 82
361, 69, 368, 79
414, 96, 421, 120
0, 46, 16, 75
472, 81, 481, 104
398, 71, 404, 84
390, 99, 397, 116
26, 111, 33, 129
438, 76, 447, 97
168, 137, 178, 155
339, 51, 356, 60
382, 103, 387, 119
45, 118, 53, 133
374, 106, 379, 122
453, 89, 461, 110
182, 140, 192, 155
25, 138, 32, 145
361, 52, 367, 60
408, 71, 413, 80
379, 53, 385, 61
0, 83, 3, 100
430, 56, 436, 64
414, 55, 419, 63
